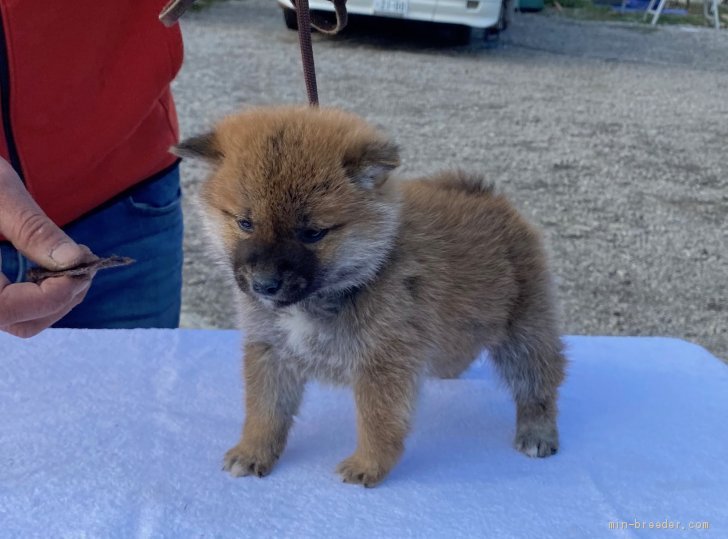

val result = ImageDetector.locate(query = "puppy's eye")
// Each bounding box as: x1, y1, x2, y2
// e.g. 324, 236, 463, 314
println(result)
237, 218, 254, 232
298, 228, 329, 244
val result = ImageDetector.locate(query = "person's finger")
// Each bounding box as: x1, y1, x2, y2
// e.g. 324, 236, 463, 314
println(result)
0, 261, 10, 289
0, 275, 91, 326
0, 159, 91, 270
1, 284, 90, 338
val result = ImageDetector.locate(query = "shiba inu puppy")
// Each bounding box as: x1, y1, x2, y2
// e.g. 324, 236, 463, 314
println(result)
174, 106, 566, 487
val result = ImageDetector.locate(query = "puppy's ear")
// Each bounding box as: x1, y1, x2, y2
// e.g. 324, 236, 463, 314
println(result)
170, 132, 222, 162
343, 139, 400, 189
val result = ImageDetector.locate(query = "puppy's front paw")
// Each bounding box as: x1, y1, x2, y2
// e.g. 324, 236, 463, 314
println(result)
514, 424, 559, 458
223, 443, 279, 478
336, 454, 392, 488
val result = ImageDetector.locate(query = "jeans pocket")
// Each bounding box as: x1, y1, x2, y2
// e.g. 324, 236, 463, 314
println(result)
125, 165, 182, 216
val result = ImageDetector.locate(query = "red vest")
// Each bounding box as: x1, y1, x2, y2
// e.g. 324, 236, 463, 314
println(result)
0, 0, 183, 228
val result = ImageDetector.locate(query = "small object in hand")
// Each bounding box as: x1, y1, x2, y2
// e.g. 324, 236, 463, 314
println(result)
26, 256, 135, 284
159, 0, 198, 27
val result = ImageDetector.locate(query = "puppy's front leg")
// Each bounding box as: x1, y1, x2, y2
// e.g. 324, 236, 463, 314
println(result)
337, 362, 419, 487
223, 342, 305, 478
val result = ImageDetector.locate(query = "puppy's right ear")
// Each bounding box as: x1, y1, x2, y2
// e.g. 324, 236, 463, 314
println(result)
343, 139, 400, 190
170, 132, 222, 162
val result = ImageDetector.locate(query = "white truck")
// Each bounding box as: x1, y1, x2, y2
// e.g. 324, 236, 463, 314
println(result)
276, 0, 509, 40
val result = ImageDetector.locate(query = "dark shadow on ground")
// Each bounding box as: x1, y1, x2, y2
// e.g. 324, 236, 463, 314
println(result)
303, 11, 503, 53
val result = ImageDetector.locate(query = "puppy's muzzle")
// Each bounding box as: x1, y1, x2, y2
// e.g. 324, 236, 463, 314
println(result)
251, 274, 283, 297
234, 239, 320, 306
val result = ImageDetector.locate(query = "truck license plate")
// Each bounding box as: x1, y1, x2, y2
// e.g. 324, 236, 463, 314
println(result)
373, 0, 409, 17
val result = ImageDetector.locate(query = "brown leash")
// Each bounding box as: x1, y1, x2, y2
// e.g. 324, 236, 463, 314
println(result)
159, 0, 348, 107
291, 0, 319, 106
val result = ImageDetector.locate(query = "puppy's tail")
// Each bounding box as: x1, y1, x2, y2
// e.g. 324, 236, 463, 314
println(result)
430, 170, 495, 197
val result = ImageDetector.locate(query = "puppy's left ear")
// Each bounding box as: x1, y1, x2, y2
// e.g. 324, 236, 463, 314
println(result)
170, 131, 222, 162
343, 139, 400, 189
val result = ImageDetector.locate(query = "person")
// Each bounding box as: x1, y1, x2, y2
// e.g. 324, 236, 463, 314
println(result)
0, 1, 184, 338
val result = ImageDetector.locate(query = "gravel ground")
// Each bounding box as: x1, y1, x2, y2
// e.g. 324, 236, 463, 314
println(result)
173, 0, 728, 361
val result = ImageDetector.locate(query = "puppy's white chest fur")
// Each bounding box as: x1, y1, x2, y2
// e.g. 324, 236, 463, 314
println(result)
277, 307, 325, 356
274, 306, 356, 381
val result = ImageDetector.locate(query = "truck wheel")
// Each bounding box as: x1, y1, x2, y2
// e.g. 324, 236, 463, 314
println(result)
282, 6, 298, 30
484, 0, 510, 41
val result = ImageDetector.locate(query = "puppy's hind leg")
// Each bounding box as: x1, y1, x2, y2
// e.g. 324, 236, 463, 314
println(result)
490, 323, 566, 458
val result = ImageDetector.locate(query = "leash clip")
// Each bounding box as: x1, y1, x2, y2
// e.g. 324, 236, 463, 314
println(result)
291, 0, 348, 34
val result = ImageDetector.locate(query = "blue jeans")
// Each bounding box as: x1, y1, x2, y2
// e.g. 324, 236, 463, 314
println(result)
0, 164, 184, 329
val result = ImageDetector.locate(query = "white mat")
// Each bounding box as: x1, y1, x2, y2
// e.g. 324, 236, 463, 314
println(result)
1, 329, 726, 538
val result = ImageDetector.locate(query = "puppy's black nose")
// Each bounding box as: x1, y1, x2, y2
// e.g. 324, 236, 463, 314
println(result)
252, 276, 283, 296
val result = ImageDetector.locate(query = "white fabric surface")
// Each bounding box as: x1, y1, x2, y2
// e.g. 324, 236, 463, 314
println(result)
0, 329, 726, 538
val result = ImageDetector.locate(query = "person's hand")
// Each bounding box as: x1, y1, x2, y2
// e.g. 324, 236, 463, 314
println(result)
0, 158, 95, 338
